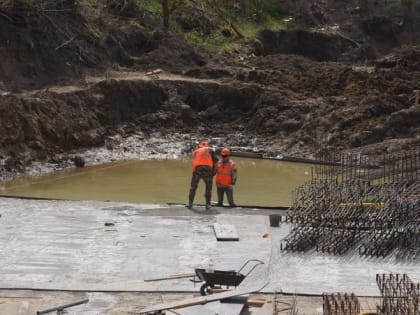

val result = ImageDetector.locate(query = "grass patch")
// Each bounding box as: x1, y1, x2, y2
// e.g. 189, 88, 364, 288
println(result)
185, 30, 240, 51
180, 13, 286, 52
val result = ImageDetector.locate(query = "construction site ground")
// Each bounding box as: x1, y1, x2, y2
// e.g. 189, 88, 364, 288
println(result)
0, 197, 418, 314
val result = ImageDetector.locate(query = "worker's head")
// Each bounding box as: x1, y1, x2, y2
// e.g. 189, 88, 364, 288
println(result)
198, 140, 209, 148
221, 147, 230, 158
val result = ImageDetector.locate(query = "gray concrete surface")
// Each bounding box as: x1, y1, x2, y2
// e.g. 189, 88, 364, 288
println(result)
0, 197, 419, 299
0, 289, 328, 315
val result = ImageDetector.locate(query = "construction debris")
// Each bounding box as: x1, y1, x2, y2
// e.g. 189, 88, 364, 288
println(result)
145, 68, 163, 79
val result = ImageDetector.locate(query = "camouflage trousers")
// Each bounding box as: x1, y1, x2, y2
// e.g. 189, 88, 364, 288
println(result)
189, 165, 214, 205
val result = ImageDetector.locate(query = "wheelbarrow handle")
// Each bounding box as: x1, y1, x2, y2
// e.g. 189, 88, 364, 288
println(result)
238, 259, 265, 276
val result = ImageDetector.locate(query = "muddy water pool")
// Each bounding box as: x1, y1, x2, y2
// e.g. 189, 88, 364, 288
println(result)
1, 158, 312, 207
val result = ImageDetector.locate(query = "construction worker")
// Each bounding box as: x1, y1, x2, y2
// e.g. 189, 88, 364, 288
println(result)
187, 140, 217, 210
216, 148, 237, 207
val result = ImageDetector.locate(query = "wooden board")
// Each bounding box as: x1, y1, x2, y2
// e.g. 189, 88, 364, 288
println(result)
143, 273, 195, 282
172, 296, 248, 315
213, 223, 239, 241
139, 282, 268, 314
247, 298, 267, 307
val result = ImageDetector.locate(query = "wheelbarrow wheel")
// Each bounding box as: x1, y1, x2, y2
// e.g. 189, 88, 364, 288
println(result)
200, 283, 214, 296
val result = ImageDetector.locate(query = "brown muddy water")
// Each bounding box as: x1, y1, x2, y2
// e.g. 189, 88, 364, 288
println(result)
1, 158, 312, 207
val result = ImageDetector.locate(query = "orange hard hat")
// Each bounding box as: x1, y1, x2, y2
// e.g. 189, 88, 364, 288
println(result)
221, 148, 230, 156
199, 141, 209, 147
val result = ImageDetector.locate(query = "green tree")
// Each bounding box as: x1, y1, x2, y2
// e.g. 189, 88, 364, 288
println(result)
162, 0, 169, 30
162, 0, 184, 31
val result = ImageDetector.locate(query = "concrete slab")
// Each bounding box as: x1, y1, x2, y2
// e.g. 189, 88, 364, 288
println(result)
0, 290, 322, 315
177, 301, 220, 315
0, 197, 420, 297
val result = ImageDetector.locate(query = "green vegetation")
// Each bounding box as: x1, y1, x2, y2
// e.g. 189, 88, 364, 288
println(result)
169, 0, 291, 51
400, 0, 413, 6
35, 0, 295, 52
137, 0, 162, 15
186, 29, 238, 51
266, 6, 283, 19
284, 18, 296, 30
90, 0, 294, 52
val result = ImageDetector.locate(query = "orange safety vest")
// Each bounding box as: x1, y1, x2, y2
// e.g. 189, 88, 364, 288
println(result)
192, 147, 213, 171
216, 160, 236, 186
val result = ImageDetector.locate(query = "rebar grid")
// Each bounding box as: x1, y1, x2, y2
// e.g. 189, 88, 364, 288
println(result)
376, 273, 420, 315
281, 148, 420, 259
322, 292, 360, 315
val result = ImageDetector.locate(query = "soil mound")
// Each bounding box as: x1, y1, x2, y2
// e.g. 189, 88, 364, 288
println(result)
258, 29, 359, 61
0, 0, 419, 178
0, 1, 108, 90
0, 1, 206, 91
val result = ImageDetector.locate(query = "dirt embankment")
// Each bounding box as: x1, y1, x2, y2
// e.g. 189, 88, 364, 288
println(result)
0, 0, 419, 178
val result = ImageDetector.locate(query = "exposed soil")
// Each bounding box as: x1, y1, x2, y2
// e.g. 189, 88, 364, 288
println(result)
0, 0, 419, 179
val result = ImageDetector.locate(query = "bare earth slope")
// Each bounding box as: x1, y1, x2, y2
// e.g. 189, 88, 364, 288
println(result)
0, 0, 419, 177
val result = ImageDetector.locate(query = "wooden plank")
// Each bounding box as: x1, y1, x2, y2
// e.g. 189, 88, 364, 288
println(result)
139, 282, 268, 314
177, 296, 247, 315
247, 298, 267, 307
143, 273, 195, 282
213, 223, 239, 241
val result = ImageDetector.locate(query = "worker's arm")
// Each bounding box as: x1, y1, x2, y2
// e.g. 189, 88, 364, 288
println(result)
231, 163, 237, 185
211, 148, 218, 175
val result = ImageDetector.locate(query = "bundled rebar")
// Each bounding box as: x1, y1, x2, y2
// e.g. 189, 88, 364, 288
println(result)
376, 273, 420, 315
281, 147, 420, 259
322, 292, 360, 315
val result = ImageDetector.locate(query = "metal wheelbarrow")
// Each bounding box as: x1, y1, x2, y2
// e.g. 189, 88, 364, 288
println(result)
191, 259, 264, 295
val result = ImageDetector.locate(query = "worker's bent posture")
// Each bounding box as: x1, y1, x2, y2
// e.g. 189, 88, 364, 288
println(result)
216, 148, 237, 207
188, 141, 217, 210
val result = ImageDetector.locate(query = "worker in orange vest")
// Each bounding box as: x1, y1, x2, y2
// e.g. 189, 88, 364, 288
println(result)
216, 148, 237, 207
187, 140, 217, 210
